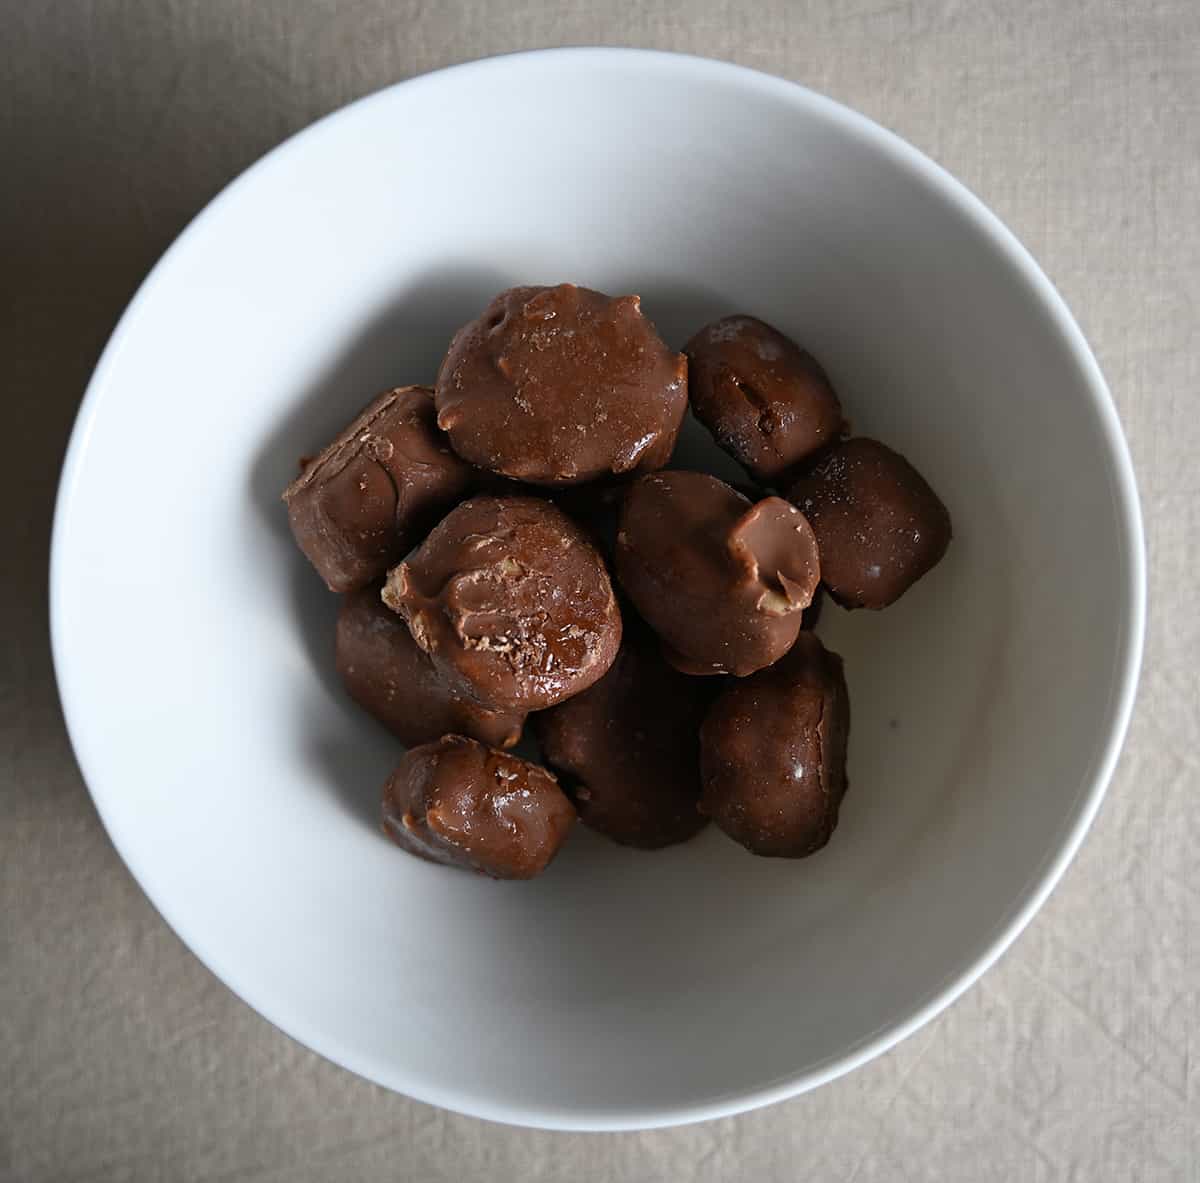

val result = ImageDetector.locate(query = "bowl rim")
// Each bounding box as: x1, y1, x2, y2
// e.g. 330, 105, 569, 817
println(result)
50, 46, 1146, 1131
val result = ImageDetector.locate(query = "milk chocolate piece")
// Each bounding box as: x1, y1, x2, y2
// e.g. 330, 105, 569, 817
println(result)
336, 585, 524, 749
283, 386, 474, 593
788, 438, 951, 609
700, 632, 849, 857
435, 284, 688, 485
381, 735, 575, 878
382, 495, 622, 711
534, 625, 711, 849
685, 316, 844, 485
615, 471, 820, 677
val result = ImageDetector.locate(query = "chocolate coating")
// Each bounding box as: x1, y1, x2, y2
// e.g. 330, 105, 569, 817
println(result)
283, 386, 475, 593
685, 316, 844, 485
615, 471, 820, 677
534, 626, 711, 849
788, 438, 951, 609
435, 284, 688, 485
700, 632, 849, 857
336, 585, 524, 749
382, 495, 622, 711
381, 736, 575, 878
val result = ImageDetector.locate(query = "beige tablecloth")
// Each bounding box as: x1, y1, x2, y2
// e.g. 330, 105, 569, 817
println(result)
4, 1, 1197, 1179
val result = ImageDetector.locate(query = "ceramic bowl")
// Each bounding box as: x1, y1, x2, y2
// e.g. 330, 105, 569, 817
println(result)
51, 49, 1144, 1130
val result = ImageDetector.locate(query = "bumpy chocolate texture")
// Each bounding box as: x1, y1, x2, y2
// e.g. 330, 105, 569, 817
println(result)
283, 386, 475, 593
534, 625, 712, 849
614, 471, 820, 676
382, 495, 622, 711
336, 585, 525, 749
700, 632, 850, 857
788, 437, 951, 609
685, 316, 844, 485
435, 284, 688, 485
381, 735, 575, 878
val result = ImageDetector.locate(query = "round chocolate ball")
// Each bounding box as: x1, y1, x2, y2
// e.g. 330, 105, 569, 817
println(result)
382, 495, 622, 711
381, 736, 575, 879
614, 471, 820, 677
534, 624, 712, 849
788, 437, 951, 609
336, 585, 525, 749
435, 284, 688, 485
685, 316, 844, 486
700, 632, 850, 858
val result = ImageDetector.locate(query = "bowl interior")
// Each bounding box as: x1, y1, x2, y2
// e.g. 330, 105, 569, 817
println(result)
52, 50, 1141, 1129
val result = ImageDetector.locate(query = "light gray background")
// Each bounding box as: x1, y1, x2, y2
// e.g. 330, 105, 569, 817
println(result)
3, 1, 1197, 1179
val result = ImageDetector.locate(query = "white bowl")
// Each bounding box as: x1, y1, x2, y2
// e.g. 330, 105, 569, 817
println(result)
51, 49, 1144, 1130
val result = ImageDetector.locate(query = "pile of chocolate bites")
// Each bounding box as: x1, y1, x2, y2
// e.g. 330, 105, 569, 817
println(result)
283, 284, 951, 879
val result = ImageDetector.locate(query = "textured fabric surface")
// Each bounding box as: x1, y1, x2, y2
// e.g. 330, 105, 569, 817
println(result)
3, 1, 1197, 1179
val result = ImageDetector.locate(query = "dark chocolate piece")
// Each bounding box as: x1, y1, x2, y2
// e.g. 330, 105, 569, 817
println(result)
614, 471, 820, 677
685, 316, 844, 485
435, 284, 687, 485
283, 386, 474, 593
788, 437, 951, 609
336, 585, 524, 749
381, 736, 574, 878
382, 495, 622, 711
534, 625, 712, 849
700, 632, 849, 857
